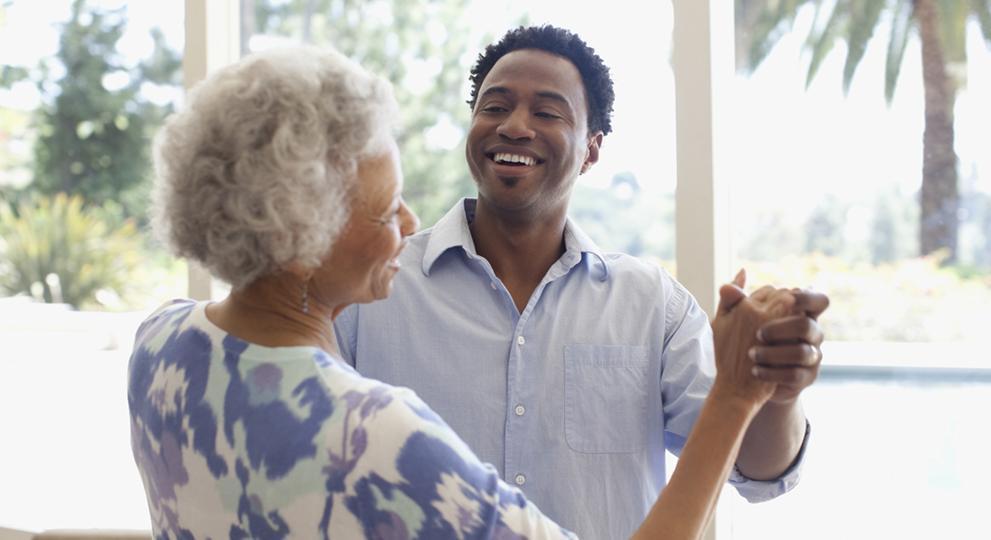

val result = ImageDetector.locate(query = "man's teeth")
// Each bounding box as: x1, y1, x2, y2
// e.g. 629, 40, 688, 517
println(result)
493, 153, 535, 166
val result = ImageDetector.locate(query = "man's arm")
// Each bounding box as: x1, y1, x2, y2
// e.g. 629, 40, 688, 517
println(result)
735, 291, 828, 479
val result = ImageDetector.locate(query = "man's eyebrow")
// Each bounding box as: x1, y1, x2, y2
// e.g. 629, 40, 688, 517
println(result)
479, 86, 512, 99
535, 91, 571, 106
480, 86, 572, 109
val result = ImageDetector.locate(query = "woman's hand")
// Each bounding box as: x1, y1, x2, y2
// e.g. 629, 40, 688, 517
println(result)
710, 270, 797, 408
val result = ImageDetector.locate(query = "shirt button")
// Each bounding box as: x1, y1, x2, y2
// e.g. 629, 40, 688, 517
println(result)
517, 335, 525, 346
514, 473, 526, 486
490, 281, 497, 290
514, 404, 526, 416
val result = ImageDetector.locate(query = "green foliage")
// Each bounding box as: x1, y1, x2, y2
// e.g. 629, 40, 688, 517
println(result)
736, 0, 991, 106
27, 0, 180, 219
0, 65, 28, 88
736, 0, 991, 99
248, 0, 510, 226
743, 253, 991, 342
0, 193, 142, 308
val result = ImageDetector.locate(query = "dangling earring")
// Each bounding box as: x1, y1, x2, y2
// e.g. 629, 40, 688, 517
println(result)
301, 280, 310, 314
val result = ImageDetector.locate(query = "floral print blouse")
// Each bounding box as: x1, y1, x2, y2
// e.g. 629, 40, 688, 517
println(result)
128, 300, 576, 539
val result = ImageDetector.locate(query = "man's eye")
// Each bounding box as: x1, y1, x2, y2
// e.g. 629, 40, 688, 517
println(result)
481, 105, 507, 113
536, 111, 560, 119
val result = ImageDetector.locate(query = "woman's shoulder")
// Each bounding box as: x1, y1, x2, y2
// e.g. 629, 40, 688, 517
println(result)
315, 357, 481, 474
131, 298, 199, 348
317, 355, 452, 432
316, 362, 576, 539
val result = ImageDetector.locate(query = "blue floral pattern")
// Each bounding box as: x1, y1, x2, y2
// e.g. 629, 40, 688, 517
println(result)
128, 300, 575, 539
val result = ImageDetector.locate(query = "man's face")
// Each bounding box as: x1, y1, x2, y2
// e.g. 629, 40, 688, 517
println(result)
466, 49, 602, 217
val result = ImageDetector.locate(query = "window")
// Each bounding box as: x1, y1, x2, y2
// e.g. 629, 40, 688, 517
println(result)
718, 2, 991, 538
0, 0, 183, 531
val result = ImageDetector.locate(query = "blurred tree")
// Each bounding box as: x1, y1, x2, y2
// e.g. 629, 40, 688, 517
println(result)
245, 0, 510, 226
869, 189, 918, 265
28, 0, 180, 218
741, 210, 803, 262
736, 0, 991, 264
804, 194, 847, 256
870, 196, 899, 264
0, 65, 29, 88
958, 186, 991, 270
570, 174, 675, 259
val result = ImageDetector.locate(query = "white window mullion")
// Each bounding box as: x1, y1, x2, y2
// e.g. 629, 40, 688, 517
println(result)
673, 0, 734, 320
183, 0, 240, 300
672, 0, 735, 538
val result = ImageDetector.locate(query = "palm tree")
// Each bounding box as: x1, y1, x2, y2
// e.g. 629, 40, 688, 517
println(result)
736, 0, 991, 263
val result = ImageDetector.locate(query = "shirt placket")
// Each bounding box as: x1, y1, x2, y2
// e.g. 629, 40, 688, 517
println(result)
504, 296, 534, 488
501, 254, 579, 490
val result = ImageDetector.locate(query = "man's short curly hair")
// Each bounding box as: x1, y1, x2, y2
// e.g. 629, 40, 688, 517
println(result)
152, 46, 398, 289
467, 25, 614, 136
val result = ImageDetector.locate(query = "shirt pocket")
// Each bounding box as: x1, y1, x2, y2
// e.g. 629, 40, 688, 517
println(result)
564, 344, 649, 454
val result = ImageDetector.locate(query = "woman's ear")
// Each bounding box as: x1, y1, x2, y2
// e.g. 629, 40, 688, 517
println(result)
284, 260, 314, 282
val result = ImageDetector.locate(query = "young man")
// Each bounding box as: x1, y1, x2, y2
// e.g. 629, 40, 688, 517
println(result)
335, 25, 826, 540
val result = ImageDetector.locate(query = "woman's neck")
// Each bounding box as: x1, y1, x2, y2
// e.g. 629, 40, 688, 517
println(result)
204, 272, 344, 355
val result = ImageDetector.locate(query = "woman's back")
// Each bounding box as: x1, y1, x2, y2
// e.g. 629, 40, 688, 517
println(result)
127, 299, 573, 539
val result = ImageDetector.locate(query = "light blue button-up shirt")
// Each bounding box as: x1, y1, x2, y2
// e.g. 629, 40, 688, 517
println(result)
334, 198, 806, 540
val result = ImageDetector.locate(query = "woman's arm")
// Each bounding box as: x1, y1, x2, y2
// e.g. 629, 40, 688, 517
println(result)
632, 277, 785, 540
631, 385, 761, 540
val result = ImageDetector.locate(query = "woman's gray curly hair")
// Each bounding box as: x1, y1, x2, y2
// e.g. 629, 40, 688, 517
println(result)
152, 46, 398, 289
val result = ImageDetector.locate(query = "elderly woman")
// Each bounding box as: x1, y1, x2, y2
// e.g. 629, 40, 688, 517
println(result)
128, 46, 795, 539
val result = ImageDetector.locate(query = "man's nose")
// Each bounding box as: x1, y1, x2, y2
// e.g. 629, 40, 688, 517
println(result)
496, 109, 535, 140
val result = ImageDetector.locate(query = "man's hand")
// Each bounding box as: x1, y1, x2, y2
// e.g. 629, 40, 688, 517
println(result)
709, 270, 792, 408
749, 282, 829, 404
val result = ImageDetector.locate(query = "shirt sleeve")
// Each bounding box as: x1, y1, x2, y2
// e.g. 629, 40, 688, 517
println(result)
657, 270, 807, 503
727, 419, 811, 502
343, 381, 577, 539
332, 304, 359, 367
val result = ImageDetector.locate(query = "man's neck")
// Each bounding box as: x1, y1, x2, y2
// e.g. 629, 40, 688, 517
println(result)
469, 199, 568, 312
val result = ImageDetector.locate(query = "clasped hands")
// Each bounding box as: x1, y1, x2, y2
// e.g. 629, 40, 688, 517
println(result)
710, 270, 829, 407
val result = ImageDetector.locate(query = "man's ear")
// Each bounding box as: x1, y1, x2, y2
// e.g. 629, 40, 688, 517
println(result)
580, 131, 604, 174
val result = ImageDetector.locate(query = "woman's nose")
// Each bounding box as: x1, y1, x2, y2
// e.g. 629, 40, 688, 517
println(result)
399, 202, 419, 236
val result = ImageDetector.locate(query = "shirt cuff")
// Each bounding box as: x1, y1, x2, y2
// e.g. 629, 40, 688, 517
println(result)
728, 419, 811, 503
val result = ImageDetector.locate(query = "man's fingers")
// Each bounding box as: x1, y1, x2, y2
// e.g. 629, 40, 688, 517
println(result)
750, 285, 776, 302
749, 343, 822, 368
751, 365, 819, 387
757, 315, 823, 346
792, 290, 830, 319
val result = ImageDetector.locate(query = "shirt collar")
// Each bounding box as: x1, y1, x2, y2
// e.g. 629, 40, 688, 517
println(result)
422, 198, 610, 281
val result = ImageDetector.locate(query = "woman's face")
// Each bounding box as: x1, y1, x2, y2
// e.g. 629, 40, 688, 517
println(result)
316, 141, 419, 308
